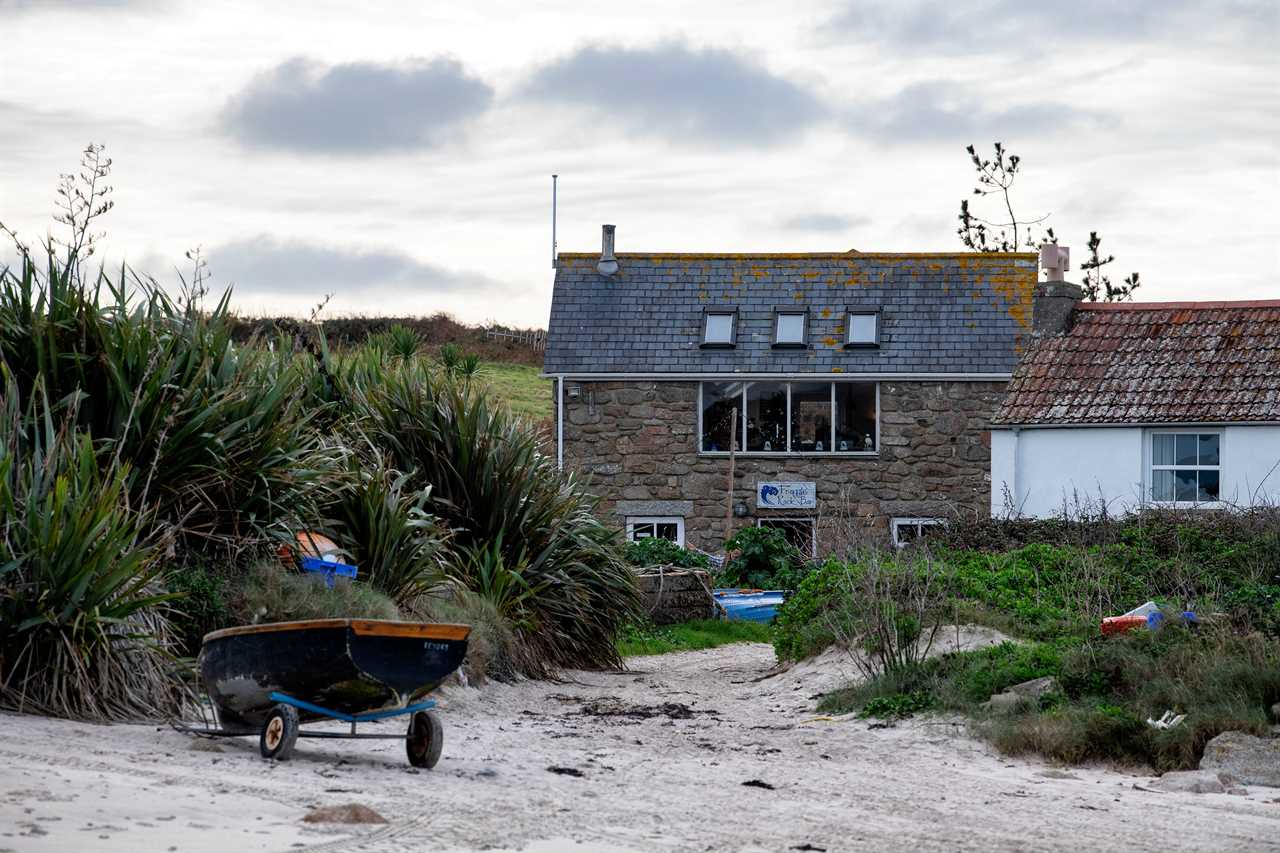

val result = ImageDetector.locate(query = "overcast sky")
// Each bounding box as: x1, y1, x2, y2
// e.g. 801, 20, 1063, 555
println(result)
2, 0, 1277, 325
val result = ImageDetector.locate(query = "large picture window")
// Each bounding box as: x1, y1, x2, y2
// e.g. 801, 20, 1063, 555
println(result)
700, 381, 877, 454
1151, 432, 1220, 503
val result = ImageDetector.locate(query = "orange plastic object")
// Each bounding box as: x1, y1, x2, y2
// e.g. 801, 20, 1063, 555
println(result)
277, 531, 342, 566
1101, 615, 1148, 637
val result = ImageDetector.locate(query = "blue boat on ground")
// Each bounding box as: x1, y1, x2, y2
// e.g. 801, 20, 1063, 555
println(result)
714, 589, 786, 623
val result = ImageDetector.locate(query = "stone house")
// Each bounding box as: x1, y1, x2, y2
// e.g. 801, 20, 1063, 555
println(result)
991, 292, 1280, 517
544, 225, 1042, 554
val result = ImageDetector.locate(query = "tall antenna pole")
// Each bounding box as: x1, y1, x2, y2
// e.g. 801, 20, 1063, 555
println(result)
551, 174, 558, 269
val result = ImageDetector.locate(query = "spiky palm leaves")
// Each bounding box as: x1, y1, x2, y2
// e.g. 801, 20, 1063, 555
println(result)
0, 376, 186, 720
339, 362, 640, 673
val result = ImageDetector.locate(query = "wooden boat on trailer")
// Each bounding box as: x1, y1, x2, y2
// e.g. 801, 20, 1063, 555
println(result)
188, 618, 470, 766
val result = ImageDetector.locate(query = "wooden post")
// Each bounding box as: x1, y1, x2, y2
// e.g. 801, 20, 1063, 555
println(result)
725, 407, 738, 540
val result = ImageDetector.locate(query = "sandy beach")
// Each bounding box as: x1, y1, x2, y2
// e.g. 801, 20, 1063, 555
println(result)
3, 632, 1278, 853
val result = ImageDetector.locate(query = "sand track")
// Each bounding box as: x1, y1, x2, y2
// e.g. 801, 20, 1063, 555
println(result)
3, 633, 1278, 852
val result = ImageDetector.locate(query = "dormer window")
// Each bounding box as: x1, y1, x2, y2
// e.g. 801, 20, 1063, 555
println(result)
701, 310, 737, 348
773, 308, 807, 348
845, 309, 880, 348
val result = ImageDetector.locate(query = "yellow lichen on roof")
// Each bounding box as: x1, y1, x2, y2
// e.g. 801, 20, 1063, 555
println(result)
554, 251, 1037, 261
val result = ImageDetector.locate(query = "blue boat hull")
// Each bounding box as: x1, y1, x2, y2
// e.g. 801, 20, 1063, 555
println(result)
714, 590, 785, 623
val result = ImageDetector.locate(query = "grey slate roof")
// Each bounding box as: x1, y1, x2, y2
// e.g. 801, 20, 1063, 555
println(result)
544, 251, 1038, 375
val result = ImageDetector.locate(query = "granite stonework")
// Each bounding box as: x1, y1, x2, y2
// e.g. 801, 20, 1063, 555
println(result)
558, 379, 1006, 552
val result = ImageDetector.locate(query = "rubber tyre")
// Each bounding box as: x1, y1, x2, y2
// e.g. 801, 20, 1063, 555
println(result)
406, 710, 443, 769
259, 704, 300, 760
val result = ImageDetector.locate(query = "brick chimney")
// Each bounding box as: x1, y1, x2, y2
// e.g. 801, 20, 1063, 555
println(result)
1033, 245, 1082, 336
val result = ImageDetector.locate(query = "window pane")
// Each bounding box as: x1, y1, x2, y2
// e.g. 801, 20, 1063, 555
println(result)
1198, 433, 1220, 466
848, 313, 877, 344
1175, 434, 1197, 466
1175, 469, 1197, 501
790, 382, 831, 452
1153, 434, 1175, 466
1152, 469, 1174, 501
835, 382, 877, 452
745, 382, 787, 451
1198, 470, 1220, 501
701, 381, 742, 452
760, 519, 814, 556
630, 523, 656, 541
705, 313, 734, 344
776, 313, 805, 344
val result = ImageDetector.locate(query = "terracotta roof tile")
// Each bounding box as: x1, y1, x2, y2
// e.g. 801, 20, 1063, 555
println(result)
993, 301, 1280, 425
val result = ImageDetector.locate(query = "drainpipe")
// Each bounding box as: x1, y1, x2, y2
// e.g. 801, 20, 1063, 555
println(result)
1011, 426, 1021, 514
556, 375, 565, 470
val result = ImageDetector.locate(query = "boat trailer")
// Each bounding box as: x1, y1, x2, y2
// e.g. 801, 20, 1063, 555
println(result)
175, 691, 445, 767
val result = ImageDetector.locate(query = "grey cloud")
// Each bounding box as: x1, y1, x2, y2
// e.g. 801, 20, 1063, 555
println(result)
522, 42, 826, 147
221, 57, 493, 153
828, 1, 1276, 49
204, 237, 505, 297
847, 81, 1110, 143
779, 213, 867, 232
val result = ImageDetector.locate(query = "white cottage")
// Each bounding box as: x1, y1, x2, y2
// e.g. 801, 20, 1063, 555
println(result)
990, 288, 1280, 518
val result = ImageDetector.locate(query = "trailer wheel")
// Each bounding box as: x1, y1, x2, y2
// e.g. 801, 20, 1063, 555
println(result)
260, 704, 299, 760
406, 710, 443, 769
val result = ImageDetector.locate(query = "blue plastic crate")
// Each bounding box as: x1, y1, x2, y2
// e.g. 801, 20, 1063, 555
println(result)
299, 556, 358, 588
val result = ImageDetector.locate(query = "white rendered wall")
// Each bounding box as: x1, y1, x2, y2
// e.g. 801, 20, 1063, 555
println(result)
1220, 426, 1280, 506
991, 425, 1280, 518
990, 427, 1144, 518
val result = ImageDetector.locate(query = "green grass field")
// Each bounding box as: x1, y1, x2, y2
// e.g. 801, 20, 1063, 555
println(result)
480, 362, 552, 421
617, 619, 774, 657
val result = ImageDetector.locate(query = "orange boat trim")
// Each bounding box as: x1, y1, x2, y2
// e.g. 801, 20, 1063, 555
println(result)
202, 619, 471, 644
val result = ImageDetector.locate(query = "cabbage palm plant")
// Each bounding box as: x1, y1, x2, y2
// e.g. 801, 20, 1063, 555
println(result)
0, 375, 184, 720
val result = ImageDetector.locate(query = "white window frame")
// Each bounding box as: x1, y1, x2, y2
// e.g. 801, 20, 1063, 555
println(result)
891, 517, 945, 548
625, 516, 685, 547
1147, 429, 1223, 507
756, 517, 816, 558
697, 380, 880, 457
845, 309, 881, 348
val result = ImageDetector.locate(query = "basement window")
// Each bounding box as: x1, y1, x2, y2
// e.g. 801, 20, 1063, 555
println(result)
758, 518, 816, 558
626, 517, 684, 547
846, 310, 881, 347
891, 518, 945, 548
702, 311, 737, 348
1151, 432, 1221, 503
773, 309, 808, 348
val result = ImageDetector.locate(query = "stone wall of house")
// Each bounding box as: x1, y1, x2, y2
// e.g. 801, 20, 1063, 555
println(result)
556, 380, 1007, 553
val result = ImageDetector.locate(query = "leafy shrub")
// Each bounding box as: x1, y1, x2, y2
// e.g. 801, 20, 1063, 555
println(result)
859, 691, 935, 719
0, 380, 184, 720
325, 451, 448, 604
624, 537, 710, 570
368, 324, 423, 361
165, 557, 232, 657
720, 526, 806, 590
824, 622, 1280, 771
339, 360, 639, 674
232, 562, 400, 624
773, 558, 849, 661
